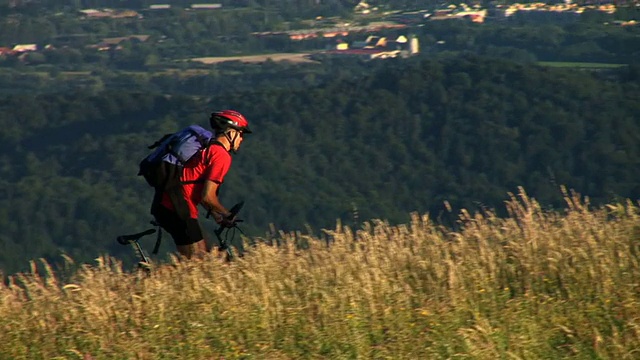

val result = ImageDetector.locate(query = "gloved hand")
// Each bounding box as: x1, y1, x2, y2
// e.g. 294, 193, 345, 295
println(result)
219, 213, 237, 228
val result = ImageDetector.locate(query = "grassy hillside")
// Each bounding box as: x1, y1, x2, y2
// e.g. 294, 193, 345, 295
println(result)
1, 188, 638, 359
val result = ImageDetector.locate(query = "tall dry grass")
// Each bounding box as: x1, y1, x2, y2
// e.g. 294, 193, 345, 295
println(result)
0, 188, 638, 359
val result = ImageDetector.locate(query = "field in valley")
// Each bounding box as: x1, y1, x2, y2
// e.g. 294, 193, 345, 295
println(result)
190, 52, 318, 65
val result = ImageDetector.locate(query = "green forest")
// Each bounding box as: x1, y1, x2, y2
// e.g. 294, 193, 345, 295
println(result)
0, 54, 638, 275
0, 0, 638, 275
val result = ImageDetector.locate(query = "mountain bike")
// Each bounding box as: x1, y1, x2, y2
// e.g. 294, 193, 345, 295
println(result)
116, 201, 245, 272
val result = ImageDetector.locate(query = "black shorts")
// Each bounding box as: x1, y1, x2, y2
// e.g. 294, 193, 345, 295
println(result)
152, 205, 204, 246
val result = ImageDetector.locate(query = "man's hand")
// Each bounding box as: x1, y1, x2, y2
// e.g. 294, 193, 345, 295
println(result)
219, 213, 237, 228
212, 211, 236, 227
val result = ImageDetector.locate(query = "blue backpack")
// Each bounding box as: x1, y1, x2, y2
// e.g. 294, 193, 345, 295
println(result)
138, 125, 215, 219
139, 125, 213, 186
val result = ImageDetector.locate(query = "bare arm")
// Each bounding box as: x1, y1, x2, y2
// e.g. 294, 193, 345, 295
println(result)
200, 180, 230, 218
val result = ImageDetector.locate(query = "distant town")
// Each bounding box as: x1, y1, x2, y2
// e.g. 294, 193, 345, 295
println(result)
70, 1, 634, 25
0, 1, 636, 64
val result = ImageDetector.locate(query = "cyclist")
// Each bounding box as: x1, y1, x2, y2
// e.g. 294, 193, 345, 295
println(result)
152, 110, 252, 258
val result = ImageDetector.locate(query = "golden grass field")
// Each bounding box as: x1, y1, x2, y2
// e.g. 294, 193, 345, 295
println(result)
1, 187, 639, 359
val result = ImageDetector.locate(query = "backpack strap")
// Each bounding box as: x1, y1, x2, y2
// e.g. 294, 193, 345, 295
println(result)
150, 162, 192, 221
167, 184, 191, 221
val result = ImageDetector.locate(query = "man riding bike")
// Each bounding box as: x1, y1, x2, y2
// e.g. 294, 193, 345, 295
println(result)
151, 110, 252, 258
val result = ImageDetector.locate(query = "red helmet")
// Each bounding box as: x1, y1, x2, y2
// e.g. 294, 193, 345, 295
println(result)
210, 110, 252, 134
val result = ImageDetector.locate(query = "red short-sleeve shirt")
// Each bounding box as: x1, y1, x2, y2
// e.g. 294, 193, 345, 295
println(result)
161, 144, 232, 218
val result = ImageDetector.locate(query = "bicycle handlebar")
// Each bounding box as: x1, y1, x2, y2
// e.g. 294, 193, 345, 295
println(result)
215, 201, 245, 236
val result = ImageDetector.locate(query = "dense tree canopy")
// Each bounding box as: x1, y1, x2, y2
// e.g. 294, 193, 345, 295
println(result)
0, 55, 638, 275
